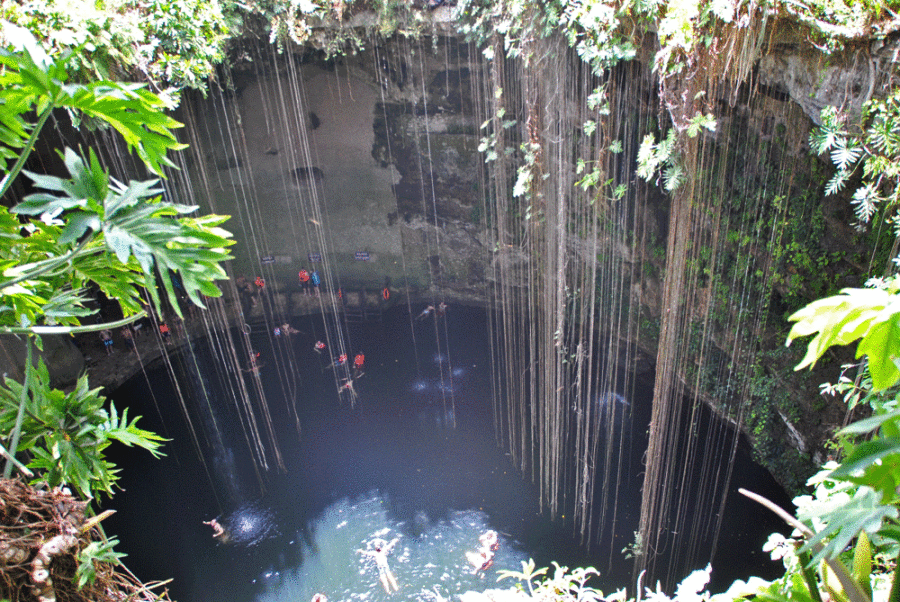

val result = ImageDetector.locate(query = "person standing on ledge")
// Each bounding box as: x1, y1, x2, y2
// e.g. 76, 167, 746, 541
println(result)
298, 268, 310, 295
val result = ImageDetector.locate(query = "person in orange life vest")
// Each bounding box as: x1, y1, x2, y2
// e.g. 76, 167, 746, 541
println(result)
324, 352, 347, 372
159, 322, 171, 343
353, 352, 365, 378
298, 269, 310, 295
314, 340, 326, 354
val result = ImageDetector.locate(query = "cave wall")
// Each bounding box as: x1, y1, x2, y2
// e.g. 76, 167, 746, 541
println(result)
68, 26, 895, 493
180, 36, 489, 301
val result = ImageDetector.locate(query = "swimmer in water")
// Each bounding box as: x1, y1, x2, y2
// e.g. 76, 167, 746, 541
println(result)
465, 530, 499, 576
203, 518, 225, 539
357, 537, 400, 593
339, 376, 359, 406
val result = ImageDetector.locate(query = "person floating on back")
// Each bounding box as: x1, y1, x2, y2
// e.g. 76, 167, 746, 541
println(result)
357, 537, 400, 593
416, 305, 435, 321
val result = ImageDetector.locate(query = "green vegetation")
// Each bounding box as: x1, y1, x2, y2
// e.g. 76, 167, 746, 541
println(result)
0, 24, 233, 601
0, 0, 230, 92
1, 0, 898, 600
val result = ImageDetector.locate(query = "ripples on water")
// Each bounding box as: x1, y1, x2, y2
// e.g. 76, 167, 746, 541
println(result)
254, 493, 526, 602
220, 502, 279, 547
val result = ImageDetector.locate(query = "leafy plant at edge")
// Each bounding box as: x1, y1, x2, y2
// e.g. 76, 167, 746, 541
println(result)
0, 21, 233, 585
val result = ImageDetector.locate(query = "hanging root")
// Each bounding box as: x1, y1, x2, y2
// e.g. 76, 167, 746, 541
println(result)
30, 534, 78, 602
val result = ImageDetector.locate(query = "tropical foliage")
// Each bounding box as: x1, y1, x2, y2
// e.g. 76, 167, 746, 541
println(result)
0, 0, 230, 91
0, 23, 231, 504
0, 362, 165, 500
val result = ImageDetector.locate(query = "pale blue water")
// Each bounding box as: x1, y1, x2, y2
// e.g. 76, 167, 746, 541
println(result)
254, 493, 527, 602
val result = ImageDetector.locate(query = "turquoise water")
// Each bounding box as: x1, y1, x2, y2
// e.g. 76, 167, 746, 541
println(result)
254, 494, 527, 602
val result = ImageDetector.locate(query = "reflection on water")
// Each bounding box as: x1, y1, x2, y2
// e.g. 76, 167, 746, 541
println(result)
255, 492, 526, 602
597, 392, 629, 406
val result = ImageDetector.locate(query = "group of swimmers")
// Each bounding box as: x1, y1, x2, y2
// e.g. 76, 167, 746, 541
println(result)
203, 518, 500, 595
354, 529, 500, 594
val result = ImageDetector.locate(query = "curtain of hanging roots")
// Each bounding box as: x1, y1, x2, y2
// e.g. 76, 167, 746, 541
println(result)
479, 29, 645, 551
71, 17, 811, 584
635, 14, 807, 585
473, 14, 806, 585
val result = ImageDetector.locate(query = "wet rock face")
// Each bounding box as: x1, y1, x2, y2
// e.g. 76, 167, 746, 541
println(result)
757, 37, 900, 125
372, 56, 482, 222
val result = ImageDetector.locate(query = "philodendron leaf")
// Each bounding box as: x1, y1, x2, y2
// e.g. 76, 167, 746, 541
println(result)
787, 287, 900, 391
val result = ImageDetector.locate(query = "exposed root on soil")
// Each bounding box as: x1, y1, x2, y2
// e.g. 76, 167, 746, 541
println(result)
0, 479, 172, 602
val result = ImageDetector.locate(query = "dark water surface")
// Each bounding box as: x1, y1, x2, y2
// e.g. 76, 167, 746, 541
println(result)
104, 305, 788, 602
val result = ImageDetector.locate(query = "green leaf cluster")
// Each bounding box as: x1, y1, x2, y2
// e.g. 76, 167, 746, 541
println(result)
0, 26, 234, 332
810, 97, 900, 231
0, 20, 187, 177
76, 537, 127, 589
0, 359, 166, 500
1, 0, 229, 91
1, 147, 233, 330
787, 278, 900, 392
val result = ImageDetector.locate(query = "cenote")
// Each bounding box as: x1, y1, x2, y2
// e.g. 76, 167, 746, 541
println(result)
103, 304, 789, 602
